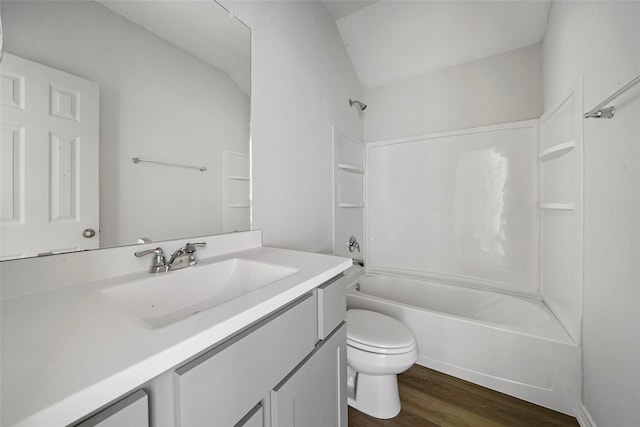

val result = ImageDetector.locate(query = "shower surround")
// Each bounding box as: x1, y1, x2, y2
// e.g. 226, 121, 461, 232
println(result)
366, 121, 538, 295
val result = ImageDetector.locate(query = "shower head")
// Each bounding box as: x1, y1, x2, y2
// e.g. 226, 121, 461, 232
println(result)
349, 98, 367, 111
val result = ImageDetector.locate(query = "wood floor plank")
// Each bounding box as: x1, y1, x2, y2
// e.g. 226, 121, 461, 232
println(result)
348, 365, 579, 427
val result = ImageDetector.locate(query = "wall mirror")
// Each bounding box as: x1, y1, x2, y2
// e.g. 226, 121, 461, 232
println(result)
1, 0, 251, 260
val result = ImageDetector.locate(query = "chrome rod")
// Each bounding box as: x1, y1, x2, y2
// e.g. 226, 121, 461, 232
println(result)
584, 74, 640, 119
132, 157, 207, 172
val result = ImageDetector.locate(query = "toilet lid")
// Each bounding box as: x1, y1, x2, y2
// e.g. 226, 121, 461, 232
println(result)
346, 309, 417, 354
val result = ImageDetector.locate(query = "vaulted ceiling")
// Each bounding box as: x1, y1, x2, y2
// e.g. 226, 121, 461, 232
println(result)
98, 0, 251, 94
323, 1, 552, 88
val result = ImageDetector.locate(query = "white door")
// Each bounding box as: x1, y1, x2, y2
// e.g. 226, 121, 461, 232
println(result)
1, 53, 99, 259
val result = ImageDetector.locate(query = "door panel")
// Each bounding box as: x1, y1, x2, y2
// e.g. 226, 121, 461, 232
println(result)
1, 53, 99, 259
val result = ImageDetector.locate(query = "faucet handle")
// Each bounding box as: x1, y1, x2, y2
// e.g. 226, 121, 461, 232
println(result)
134, 247, 168, 273
185, 242, 206, 253
135, 247, 164, 258
346, 236, 360, 253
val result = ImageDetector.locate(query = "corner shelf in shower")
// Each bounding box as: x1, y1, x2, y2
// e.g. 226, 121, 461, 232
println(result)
539, 140, 575, 162
538, 202, 576, 211
337, 163, 364, 174
338, 203, 365, 208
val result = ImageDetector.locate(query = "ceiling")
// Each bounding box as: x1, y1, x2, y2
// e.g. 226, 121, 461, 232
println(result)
98, 0, 251, 94
322, 0, 378, 20
324, 0, 551, 89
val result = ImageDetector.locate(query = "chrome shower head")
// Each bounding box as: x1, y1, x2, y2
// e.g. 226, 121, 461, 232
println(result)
349, 98, 367, 111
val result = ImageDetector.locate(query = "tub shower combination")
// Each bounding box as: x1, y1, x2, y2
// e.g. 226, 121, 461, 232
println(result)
344, 118, 584, 416
347, 273, 580, 415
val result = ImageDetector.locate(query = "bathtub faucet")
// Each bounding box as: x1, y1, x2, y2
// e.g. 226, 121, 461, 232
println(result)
346, 236, 360, 253
353, 258, 365, 267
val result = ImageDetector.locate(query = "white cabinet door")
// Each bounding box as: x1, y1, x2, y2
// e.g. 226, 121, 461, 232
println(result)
74, 390, 149, 427
1, 53, 99, 259
235, 403, 264, 427
271, 323, 347, 427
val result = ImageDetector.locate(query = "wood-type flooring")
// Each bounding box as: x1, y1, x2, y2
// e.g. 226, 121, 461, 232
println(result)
348, 365, 579, 427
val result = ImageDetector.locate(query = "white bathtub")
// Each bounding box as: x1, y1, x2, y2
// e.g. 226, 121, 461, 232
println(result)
346, 273, 581, 416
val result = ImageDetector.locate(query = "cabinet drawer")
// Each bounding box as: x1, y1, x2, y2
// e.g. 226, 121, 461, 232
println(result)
317, 275, 346, 340
175, 293, 316, 426
72, 390, 149, 427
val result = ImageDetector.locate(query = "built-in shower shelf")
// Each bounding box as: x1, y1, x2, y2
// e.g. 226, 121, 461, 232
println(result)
538, 202, 576, 211
338, 203, 365, 208
337, 163, 364, 174
228, 175, 250, 181
229, 203, 250, 209
539, 141, 575, 162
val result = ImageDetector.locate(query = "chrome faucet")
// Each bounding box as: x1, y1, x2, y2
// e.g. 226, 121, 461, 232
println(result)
135, 242, 206, 273
167, 242, 206, 271
346, 236, 364, 267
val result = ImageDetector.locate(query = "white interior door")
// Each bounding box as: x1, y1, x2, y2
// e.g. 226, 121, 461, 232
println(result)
1, 53, 99, 259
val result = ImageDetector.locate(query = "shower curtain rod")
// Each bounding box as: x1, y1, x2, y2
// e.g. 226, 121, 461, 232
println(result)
584, 74, 640, 119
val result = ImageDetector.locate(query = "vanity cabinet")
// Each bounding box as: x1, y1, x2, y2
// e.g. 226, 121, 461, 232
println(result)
271, 323, 347, 427
71, 274, 347, 427
235, 403, 264, 427
172, 274, 347, 427
174, 293, 316, 426
72, 390, 149, 427
317, 275, 347, 340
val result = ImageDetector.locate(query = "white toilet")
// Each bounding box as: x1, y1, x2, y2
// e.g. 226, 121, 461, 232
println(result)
346, 309, 418, 419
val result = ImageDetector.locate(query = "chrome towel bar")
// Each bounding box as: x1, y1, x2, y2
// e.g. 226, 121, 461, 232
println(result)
584, 74, 640, 119
132, 157, 207, 172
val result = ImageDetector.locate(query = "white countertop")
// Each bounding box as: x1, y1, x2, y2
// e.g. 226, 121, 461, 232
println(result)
1, 245, 351, 427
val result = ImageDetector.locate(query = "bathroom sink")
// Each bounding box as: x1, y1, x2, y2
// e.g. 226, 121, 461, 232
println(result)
101, 258, 298, 328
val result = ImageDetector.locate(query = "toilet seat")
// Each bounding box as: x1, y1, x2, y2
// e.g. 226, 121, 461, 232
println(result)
347, 309, 417, 355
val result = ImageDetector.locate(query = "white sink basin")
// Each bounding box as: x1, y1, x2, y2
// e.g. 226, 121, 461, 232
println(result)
101, 258, 298, 328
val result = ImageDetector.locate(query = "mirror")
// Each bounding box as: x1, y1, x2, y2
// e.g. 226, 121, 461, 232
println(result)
1, 0, 251, 260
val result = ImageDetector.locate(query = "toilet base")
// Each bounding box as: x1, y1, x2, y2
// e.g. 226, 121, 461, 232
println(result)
347, 372, 401, 419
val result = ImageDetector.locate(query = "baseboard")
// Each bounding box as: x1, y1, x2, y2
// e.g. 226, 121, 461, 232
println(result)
577, 404, 597, 427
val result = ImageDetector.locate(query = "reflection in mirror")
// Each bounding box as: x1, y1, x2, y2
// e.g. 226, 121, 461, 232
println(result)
0, 0, 251, 260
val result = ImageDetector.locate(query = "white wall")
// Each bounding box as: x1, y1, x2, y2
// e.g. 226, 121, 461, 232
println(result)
222, 1, 364, 252
543, 2, 640, 425
3, 1, 249, 247
364, 44, 542, 142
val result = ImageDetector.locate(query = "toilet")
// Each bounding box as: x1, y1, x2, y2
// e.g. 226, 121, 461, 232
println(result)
346, 309, 418, 419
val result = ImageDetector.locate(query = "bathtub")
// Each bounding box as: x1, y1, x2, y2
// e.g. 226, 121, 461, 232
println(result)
346, 273, 581, 416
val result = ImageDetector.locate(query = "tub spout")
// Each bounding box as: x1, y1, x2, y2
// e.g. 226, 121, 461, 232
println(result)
353, 258, 365, 267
